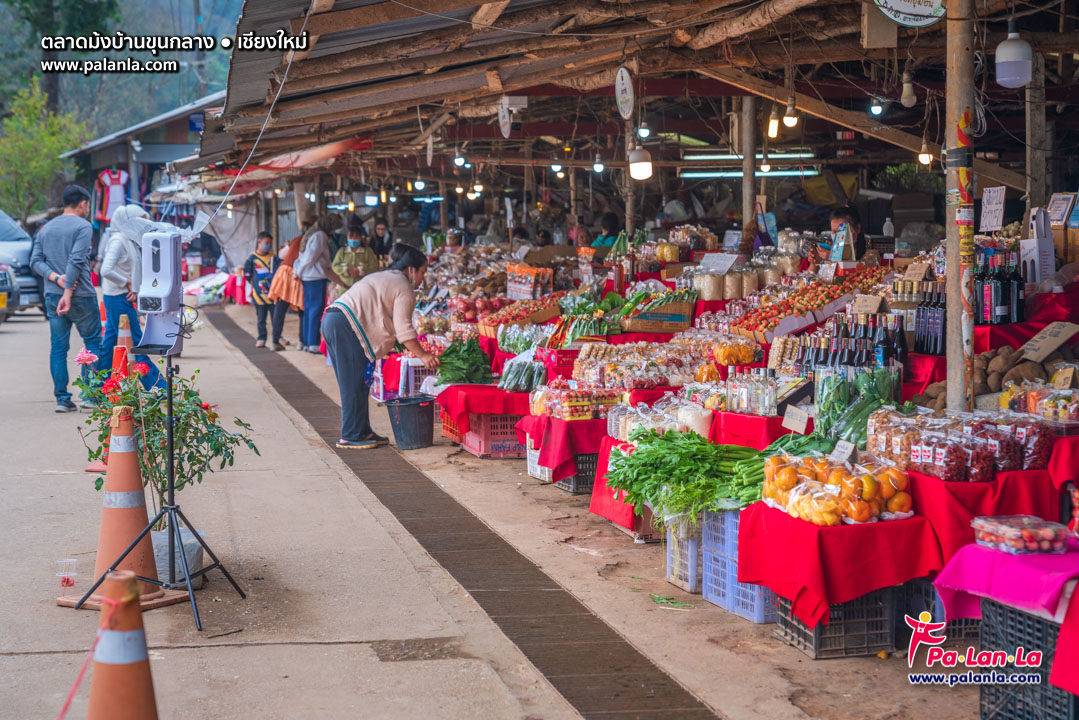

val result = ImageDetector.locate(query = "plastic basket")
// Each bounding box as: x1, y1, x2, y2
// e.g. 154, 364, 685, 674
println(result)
462, 413, 526, 458
433, 399, 443, 426
725, 555, 779, 624
665, 527, 702, 593
702, 509, 740, 558
774, 588, 896, 659
554, 453, 598, 495
441, 412, 463, 443
401, 359, 437, 397
369, 362, 399, 403
979, 598, 1079, 720
526, 438, 553, 482
702, 548, 733, 610
900, 578, 980, 642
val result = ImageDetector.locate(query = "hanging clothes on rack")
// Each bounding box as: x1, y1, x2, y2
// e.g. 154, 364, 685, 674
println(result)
94, 169, 129, 222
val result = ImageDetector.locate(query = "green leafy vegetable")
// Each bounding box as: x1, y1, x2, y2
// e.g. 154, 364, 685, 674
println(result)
436, 339, 494, 385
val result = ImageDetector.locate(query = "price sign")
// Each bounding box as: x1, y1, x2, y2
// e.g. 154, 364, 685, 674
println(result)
498, 98, 512, 139
903, 262, 931, 282
615, 67, 635, 120
851, 294, 884, 315
764, 212, 779, 247
980, 186, 1006, 232
829, 223, 850, 262
700, 253, 744, 274
722, 230, 741, 249
1047, 193, 1076, 227
781, 404, 809, 434
1020, 321, 1079, 363
819, 263, 837, 281
829, 440, 856, 464
1054, 367, 1077, 389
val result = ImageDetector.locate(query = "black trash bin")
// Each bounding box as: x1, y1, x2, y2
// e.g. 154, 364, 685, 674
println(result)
385, 395, 436, 450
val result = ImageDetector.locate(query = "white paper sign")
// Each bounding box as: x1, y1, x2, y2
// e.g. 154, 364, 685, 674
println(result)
615, 67, 635, 120
819, 263, 837, 281
782, 405, 809, 434
980, 186, 1006, 232
874, 0, 944, 27
722, 230, 741, 249
498, 99, 512, 139
700, 253, 744, 274
829, 440, 856, 463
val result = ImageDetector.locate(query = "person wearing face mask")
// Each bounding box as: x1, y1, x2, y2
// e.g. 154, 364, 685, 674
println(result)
322, 242, 438, 450
243, 231, 280, 348
332, 226, 379, 290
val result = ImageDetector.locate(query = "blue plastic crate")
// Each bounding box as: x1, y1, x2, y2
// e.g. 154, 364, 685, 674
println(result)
725, 555, 779, 624
665, 529, 702, 593
702, 547, 732, 610
701, 509, 741, 559
723, 509, 741, 559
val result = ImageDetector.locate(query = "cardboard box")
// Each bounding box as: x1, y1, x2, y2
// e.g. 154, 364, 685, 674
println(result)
660, 263, 692, 281
1020, 235, 1055, 289
619, 302, 693, 333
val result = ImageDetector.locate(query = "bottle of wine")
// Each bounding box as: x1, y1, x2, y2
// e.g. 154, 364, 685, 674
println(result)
892, 315, 908, 369
973, 252, 985, 326
934, 282, 948, 355
872, 314, 889, 367
914, 281, 928, 353
990, 255, 1008, 326
1008, 251, 1025, 323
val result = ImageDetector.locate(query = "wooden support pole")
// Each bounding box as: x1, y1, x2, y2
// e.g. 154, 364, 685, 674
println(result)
741, 96, 756, 230
524, 143, 534, 236
945, 0, 975, 412
568, 167, 579, 227
271, 192, 280, 248
1026, 53, 1047, 214
624, 119, 636, 235
439, 182, 448, 232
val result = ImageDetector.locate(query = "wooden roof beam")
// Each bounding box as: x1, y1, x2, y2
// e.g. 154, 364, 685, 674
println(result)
688, 0, 823, 50
290, 0, 477, 36
695, 66, 1027, 190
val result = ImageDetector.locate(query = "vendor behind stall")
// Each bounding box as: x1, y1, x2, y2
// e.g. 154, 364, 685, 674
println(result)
807, 206, 867, 271
321, 243, 439, 450
591, 212, 622, 247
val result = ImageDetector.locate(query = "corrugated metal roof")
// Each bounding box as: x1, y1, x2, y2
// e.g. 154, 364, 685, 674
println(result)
62, 90, 227, 158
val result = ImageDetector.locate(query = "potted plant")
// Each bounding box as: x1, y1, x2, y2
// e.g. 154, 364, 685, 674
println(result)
74, 351, 259, 584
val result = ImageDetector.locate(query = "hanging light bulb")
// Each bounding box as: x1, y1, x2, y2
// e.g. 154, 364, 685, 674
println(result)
550, 163, 562, 173
273, 187, 283, 196
637, 122, 651, 139
869, 98, 884, 116
453, 148, 465, 167
389, 195, 397, 203
226, 201, 234, 210
455, 185, 464, 194
379, 187, 387, 204
466, 191, 478, 200
464, 162, 473, 169
918, 139, 933, 166
414, 178, 426, 191
900, 72, 917, 108
767, 108, 780, 139
996, 19, 1033, 88
628, 144, 653, 181
593, 155, 605, 173
556, 171, 565, 179
364, 193, 379, 206
227, 209, 233, 219
406, 180, 413, 192
347, 200, 356, 212
760, 149, 771, 173
473, 182, 484, 192
782, 97, 798, 128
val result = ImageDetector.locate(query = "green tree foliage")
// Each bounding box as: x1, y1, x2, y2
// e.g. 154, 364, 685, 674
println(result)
1, 0, 121, 111
0, 78, 87, 222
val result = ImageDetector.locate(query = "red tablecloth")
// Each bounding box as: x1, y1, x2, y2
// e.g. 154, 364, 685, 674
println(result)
901, 353, 947, 400
436, 385, 530, 434
708, 412, 813, 451
492, 350, 516, 375
1028, 282, 1079, 323
588, 435, 638, 529
625, 387, 681, 407
695, 299, 728, 318
737, 502, 944, 628
381, 353, 404, 393
516, 415, 608, 482
1050, 435, 1079, 490
908, 468, 1060, 563
477, 334, 498, 364
223, 274, 249, 305
974, 322, 1047, 353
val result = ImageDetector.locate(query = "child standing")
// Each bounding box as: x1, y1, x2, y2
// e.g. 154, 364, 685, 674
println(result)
243, 232, 279, 348
331, 226, 379, 290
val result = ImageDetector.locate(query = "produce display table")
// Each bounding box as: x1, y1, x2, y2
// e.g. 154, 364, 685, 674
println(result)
1050, 435, 1079, 489
908, 469, 1060, 563
436, 384, 530, 435
737, 502, 944, 628
588, 435, 639, 529
935, 539, 1079, 695
607, 332, 676, 345
515, 415, 607, 482
708, 412, 813, 451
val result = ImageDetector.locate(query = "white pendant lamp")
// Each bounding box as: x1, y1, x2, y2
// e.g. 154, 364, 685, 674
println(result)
995, 20, 1033, 88
628, 144, 653, 180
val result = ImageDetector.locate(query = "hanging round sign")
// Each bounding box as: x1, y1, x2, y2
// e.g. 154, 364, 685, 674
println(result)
615, 66, 635, 120
498, 99, 512, 139
873, 0, 943, 28
426, 134, 433, 167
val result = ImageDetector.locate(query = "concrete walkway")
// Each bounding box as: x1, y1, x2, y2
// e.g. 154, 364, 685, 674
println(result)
0, 311, 576, 719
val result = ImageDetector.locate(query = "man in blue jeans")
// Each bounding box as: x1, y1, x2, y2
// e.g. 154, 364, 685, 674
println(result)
30, 184, 102, 412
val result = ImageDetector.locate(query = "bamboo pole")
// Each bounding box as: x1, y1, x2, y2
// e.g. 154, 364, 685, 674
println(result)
741, 96, 756, 230
945, 0, 976, 412
624, 119, 636, 235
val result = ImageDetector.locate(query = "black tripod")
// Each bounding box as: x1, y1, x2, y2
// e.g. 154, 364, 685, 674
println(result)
75, 355, 246, 630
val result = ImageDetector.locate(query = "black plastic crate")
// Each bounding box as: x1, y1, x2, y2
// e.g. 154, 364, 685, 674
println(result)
774, 588, 896, 659
900, 578, 980, 642
980, 598, 1079, 720
554, 452, 598, 495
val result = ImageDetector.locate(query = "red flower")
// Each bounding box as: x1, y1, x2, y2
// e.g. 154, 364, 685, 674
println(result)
199, 402, 211, 411
102, 377, 121, 395
134, 362, 151, 376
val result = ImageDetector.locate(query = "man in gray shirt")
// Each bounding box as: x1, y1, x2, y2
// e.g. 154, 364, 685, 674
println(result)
30, 184, 102, 412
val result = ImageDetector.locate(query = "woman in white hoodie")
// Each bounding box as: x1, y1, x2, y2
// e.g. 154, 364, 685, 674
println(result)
97, 204, 159, 386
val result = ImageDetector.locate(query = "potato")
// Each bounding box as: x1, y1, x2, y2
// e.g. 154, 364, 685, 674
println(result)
988, 351, 1021, 376
974, 369, 987, 385
1045, 350, 1064, 364
1002, 361, 1048, 386
911, 393, 932, 406
975, 356, 990, 372
974, 382, 992, 396
932, 393, 947, 411
925, 381, 947, 399
987, 371, 1003, 392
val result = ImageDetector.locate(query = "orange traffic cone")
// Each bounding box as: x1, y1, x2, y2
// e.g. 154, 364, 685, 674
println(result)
86, 571, 159, 720
111, 345, 130, 379
99, 300, 107, 339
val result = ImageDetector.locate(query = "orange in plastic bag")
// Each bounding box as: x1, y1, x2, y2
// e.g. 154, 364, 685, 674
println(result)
843, 496, 873, 523
887, 491, 913, 514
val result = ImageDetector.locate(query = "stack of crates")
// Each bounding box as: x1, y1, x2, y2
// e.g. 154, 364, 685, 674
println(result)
554, 452, 598, 495
774, 589, 896, 659
700, 509, 779, 623
461, 413, 526, 458
665, 516, 702, 593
